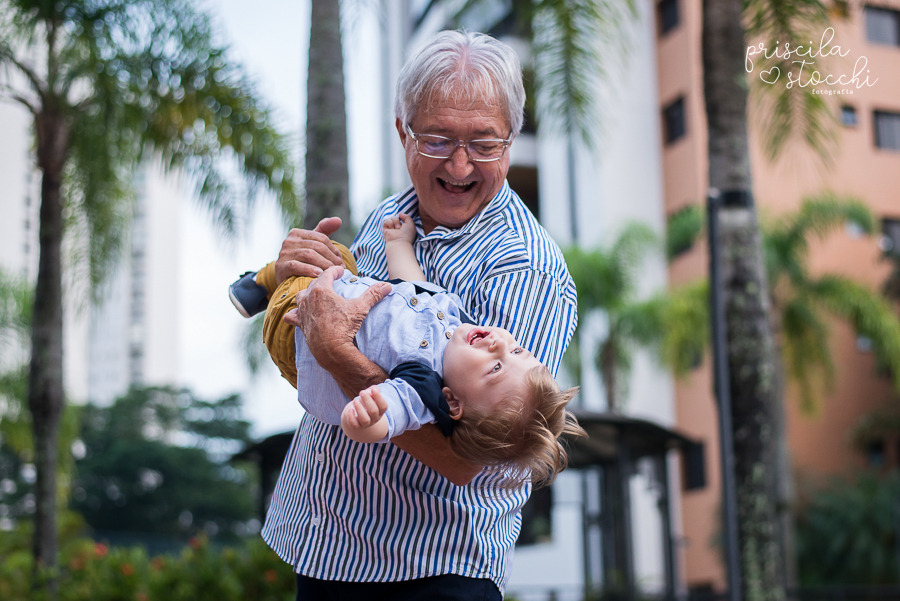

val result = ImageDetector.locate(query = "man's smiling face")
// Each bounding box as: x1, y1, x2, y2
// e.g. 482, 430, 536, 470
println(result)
397, 96, 511, 234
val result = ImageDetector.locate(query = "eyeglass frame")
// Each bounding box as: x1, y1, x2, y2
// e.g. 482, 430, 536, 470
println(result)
405, 124, 513, 162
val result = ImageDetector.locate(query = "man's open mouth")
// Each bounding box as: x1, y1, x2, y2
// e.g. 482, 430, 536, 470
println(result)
438, 178, 475, 193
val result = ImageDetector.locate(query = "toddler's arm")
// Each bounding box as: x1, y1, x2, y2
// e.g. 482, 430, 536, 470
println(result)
383, 214, 426, 281
341, 385, 390, 443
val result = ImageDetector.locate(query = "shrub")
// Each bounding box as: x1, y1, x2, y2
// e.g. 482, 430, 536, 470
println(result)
0, 534, 295, 601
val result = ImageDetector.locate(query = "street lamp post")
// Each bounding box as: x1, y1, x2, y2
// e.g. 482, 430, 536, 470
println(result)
707, 189, 743, 601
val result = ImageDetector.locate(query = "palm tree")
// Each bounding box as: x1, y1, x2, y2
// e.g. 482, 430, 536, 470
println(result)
564, 224, 657, 412
0, 0, 301, 590
766, 196, 900, 413
701, 0, 844, 596
305, 0, 351, 243
565, 223, 709, 412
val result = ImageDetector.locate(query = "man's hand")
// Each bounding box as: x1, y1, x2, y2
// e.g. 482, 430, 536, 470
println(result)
341, 385, 390, 443
284, 265, 391, 373
275, 217, 346, 285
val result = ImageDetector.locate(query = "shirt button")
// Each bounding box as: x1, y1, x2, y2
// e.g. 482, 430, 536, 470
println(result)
410, 297, 418, 306
420, 340, 428, 348
350, 276, 358, 283
437, 311, 445, 320
445, 331, 452, 339
312, 517, 321, 526
315, 451, 325, 462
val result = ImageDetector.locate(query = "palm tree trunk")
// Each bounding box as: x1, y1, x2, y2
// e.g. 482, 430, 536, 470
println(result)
28, 109, 70, 596
305, 0, 351, 243
702, 0, 786, 599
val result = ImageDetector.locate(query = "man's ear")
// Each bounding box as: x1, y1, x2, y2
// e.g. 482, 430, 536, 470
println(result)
443, 386, 463, 421
396, 117, 408, 146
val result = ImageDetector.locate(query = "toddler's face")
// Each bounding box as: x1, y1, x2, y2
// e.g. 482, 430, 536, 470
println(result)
442, 324, 541, 412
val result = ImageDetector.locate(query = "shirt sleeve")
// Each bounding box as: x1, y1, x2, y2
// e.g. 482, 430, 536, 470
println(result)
470, 268, 578, 378
374, 379, 437, 442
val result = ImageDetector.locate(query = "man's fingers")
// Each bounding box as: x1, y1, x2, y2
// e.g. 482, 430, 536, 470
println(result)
313, 216, 343, 238
275, 226, 344, 284
352, 282, 391, 312
280, 259, 325, 280
284, 307, 302, 327
309, 265, 344, 290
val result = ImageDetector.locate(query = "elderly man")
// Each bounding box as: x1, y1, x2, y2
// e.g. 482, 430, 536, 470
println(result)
234, 30, 577, 601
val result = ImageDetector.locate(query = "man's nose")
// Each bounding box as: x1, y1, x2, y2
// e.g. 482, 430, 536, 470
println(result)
445, 145, 474, 176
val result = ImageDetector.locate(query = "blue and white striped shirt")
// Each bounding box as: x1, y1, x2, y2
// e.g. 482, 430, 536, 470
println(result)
261, 182, 577, 592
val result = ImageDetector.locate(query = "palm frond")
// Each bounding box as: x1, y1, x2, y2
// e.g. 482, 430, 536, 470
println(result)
531, 0, 636, 149
661, 281, 710, 376
780, 295, 834, 414
811, 275, 900, 391
667, 204, 705, 260
744, 0, 837, 162
763, 193, 874, 292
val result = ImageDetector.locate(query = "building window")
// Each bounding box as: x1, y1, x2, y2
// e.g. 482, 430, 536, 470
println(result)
882, 218, 900, 256
517, 485, 553, 546
867, 440, 885, 468
658, 0, 679, 35
874, 111, 900, 151
663, 96, 686, 144
865, 5, 900, 46
841, 105, 857, 127
831, 0, 850, 19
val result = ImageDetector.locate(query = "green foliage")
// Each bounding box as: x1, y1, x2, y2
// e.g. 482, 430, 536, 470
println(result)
743, 0, 837, 163
564, 224, 658, 396
666, 205, 705, 260
0, 533, 295, 601
763, 195, 900, 412
451, 0, 637, 149
70, 387, 255, 543
625, 280, 710, 377
564, 222, 713, 409
0, 268, 81, 519
0, 268, 32, 457
0, 0, 302, 293
565, 223, 657, 320
795, 471, 900, 586
764, 194, 875, 290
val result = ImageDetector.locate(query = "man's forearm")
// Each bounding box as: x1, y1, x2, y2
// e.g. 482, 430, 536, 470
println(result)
321, 343, 388, 400
323, 345, 482, 485
392, 427, 483, 486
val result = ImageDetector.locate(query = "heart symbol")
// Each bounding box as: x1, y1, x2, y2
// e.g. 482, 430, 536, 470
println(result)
759, 66, 780, 84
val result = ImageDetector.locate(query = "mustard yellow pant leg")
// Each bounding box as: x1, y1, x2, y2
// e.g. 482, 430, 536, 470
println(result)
259, 243, 358, 387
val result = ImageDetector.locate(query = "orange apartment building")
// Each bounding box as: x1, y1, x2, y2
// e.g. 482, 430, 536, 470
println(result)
655, 0, 900, 593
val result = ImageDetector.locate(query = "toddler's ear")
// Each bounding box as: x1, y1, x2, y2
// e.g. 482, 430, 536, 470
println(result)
443, 387, 464, 420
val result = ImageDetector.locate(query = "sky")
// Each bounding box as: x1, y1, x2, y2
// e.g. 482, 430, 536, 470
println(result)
178, 0, 387, 437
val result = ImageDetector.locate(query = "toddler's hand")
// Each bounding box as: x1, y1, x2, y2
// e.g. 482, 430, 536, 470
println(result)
341, 385, 389, 440
382, 213, 416, 245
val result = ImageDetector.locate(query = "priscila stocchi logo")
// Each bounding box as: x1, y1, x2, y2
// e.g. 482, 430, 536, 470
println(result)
745, 27, 878, 94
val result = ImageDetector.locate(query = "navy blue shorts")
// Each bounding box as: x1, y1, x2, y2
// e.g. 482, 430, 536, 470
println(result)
296, 573, 502, 601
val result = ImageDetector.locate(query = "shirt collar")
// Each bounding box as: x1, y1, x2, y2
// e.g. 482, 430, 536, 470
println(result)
398, 181, 512, 242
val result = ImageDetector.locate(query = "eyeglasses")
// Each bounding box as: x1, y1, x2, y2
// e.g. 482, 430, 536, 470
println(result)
405, 124, 512, 162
